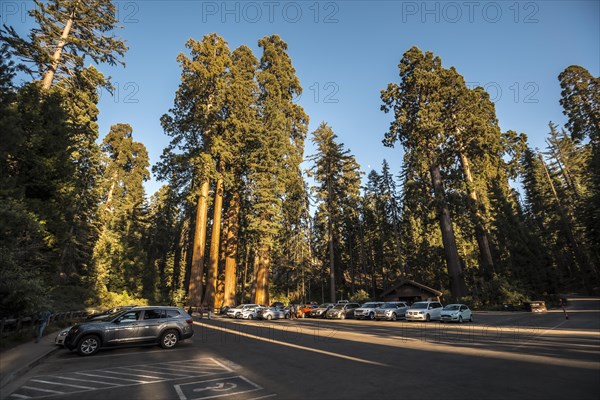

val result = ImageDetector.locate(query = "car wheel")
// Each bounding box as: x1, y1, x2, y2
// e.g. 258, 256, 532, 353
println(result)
235, 313, 241, 319
391, 313, 397, 321
425, 314, 430, 322
458, 316, 463, 323
368, 312, 375, 320
160, 329, 179, 349
266, 314, 272, 320
469, 315, 473, 322
77, 335, 100, 356
340, 313, 346, 320
248, 314, 254, 320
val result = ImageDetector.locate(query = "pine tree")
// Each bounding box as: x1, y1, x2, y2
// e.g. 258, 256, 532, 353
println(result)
1, 0, 127, 89
308, 122, 362, 302
558, 66, 600, 283
93, 123, 149, 296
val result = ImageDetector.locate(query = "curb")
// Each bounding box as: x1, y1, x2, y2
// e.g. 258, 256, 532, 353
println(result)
0, 346, 60, 390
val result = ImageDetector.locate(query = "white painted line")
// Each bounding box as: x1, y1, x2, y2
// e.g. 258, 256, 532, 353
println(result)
52, 376, 120, 386
195, 322, 390, 367
511, 319, 570, 350
103, 369, 165, 380
247, 394, 278, 400
30, 379, 94, 390
123, 367, 192, 377
156, 365, 223, 373
73, 371, 150, 383
207, 358, 234, 373
8, 394, 31, 399
20, 386, 64, 394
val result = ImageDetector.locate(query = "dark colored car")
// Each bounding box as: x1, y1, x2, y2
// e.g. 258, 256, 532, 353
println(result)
64, 306, 194, 356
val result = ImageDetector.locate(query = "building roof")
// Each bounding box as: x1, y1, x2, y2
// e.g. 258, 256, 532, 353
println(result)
380, 279, 443, 298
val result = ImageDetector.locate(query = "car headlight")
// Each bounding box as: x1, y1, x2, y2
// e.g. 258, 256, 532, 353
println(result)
418, 311, 424, 314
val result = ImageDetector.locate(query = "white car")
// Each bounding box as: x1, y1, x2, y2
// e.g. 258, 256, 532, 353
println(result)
440, 304, 473, 323
258, 307, 288, 320
405, 301, 443, 322
227, 304, 260, 318
239, 306, 263, 320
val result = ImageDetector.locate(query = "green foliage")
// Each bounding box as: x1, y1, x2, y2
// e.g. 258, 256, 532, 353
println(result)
90, 289, 149, 310
0, 0, 126, 88
349, 289, 371, 303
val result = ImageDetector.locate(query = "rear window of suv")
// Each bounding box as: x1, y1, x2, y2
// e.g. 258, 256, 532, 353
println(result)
164, 309, 182, 318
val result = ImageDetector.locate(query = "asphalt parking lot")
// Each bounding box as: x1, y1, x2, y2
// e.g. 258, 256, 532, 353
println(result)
2, 297, 599, 400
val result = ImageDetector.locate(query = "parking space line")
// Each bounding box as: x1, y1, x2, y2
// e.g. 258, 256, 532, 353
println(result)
53, 376, 120, 386
30, 379, 94, 390
123, 367, 192, 377
74, 371, 151, 383
101, 369, 166, 379
20, 386, 64, 394
8, 358, 237, 399
7, 394, 30, 399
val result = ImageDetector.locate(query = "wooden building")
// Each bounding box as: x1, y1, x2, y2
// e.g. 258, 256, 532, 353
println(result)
380, 279, 442, 304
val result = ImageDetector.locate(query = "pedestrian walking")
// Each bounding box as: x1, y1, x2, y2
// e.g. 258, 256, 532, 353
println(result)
289, 304, 296, 319
35, 309, 52, 343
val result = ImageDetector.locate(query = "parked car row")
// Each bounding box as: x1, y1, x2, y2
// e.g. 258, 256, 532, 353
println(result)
215, 300, 474, 324
295, 300, 473, 323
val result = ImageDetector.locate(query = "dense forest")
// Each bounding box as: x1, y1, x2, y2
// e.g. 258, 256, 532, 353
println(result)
1, 1, 598, 317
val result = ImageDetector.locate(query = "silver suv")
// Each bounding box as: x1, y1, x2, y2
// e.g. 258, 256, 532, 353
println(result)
405, 301, 443, 322
354, 302, 384, 320
64, 306, 194, 356
374, 302, 409, 321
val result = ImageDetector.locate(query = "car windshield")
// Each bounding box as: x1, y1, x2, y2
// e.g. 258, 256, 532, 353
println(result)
381, 303, 397, 309
332, 305, 344, 310
443, 305, 460, 310
411, 303, 428, 309
318, 304, 330, 308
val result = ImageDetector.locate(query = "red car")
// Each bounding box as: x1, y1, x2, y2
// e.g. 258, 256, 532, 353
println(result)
299, 304, 318, 318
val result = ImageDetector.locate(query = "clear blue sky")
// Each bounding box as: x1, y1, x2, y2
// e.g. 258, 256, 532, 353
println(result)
5, 1, 599, 196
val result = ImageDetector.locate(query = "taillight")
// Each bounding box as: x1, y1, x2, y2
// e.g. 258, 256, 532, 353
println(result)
186, 318, 193, 324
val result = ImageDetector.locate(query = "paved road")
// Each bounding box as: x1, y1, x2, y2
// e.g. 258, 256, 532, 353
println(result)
2, 297, 599, 400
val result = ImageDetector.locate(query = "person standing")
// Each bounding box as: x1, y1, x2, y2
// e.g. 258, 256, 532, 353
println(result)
289, 304, 296, 320
36, 310, 52, 343
199, 304, 204, 319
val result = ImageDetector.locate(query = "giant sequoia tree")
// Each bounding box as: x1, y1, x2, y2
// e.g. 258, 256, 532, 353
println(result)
248, 35, 308, 305
381, 47, 467, 299
159, 34, 232, 308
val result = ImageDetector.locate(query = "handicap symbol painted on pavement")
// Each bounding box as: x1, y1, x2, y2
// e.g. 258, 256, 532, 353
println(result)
194, 382, 237, 393
174, 375, 265, 400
